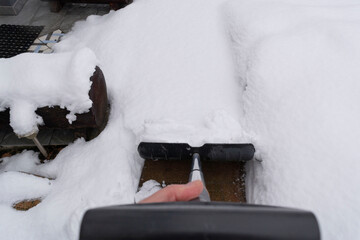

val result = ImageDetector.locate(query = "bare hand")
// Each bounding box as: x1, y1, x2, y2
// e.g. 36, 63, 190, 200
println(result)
139, 180, 203, 203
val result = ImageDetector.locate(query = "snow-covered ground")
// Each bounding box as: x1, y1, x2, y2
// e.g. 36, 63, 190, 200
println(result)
0, 0, 359, 239
224, 1, 360, 239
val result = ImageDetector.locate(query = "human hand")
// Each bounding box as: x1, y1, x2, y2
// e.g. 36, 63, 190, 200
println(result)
139, 180, 204, 203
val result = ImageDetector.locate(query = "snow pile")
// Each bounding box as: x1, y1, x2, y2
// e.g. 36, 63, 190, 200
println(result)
0, 0, 246, 239
225, 0, 360, 239
55, 0, 245, 146
134, 179, 162, 203
0, 48, 97, 136
0, 171, 53, 205
0, 151, 43, 175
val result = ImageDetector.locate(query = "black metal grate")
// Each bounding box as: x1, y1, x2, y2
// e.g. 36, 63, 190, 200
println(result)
0, 24, 44, 58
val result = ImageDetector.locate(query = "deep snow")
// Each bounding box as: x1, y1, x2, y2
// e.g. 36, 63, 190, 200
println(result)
225, 0, 360, 239
0, 0, 247, 239
0, 0, 359, 239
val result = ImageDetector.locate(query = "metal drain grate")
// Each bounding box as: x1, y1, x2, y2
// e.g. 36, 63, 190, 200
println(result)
0, 24, 43, 58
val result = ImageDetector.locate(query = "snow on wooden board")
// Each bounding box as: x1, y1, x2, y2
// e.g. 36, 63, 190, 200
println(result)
0, 48, 98, 136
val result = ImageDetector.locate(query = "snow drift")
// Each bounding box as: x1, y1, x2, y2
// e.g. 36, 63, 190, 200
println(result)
0, 48, 97, 136
224, 0, 360, 239
0, 0, 246, 239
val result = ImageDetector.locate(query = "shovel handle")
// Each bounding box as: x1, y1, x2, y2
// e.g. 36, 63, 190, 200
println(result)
189, 153, 210, 202
191, 188, 210, 202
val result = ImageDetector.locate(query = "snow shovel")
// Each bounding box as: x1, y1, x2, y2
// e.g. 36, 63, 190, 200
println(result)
79, 142, 320, 240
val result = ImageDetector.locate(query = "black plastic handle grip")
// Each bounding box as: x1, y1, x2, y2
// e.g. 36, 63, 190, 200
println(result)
80, 201, 320, 240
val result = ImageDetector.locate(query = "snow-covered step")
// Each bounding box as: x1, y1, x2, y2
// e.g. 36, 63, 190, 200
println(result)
0, 66, 108, 147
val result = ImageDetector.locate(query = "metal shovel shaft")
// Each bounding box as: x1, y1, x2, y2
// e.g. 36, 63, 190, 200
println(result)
189, 153, 210, 202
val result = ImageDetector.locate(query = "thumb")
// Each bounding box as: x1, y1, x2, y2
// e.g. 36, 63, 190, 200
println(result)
139, 180, 204, 203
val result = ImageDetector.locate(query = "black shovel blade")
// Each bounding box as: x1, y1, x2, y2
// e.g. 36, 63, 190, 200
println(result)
138, 142, 255, 162
199, 143, 255, 162
138, 142, 192, 161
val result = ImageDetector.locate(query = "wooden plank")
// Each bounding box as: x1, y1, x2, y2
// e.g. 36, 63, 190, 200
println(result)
13, 199, 41, 211
1, 128, 53, 147
43, 0, 132, 12
139, 159, 246, 202
49, 129, 75, 145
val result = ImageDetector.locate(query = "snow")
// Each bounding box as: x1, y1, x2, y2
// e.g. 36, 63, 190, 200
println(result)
0, 151, 41, 174
0, 171, 52, 205
224, 0, 360, 239
0, 48, 98, 136
0, 0, 359, 239
134, 179, 162, 203
0, 0, 246, 239
56, 0, 246, 146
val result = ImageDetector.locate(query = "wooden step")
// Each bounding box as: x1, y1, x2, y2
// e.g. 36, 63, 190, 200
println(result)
140, 159, 246, 202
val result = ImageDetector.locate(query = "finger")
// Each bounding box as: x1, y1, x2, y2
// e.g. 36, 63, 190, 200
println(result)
139, 180, 203, 203
172, 180, 204, 202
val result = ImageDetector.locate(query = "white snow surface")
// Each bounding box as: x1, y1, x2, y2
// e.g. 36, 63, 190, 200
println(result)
0, 171, 53, 205
56, 0, 246, 146
134, 179, 162, 203
0, 0, 359, 239
224, 0, 360, 239
0, 0, 246, 239
0, 48, 97, 136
